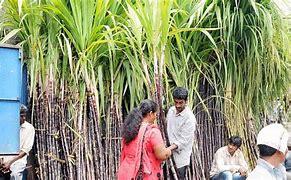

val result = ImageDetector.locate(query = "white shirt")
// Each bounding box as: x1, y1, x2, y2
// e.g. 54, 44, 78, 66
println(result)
1, 121, 35, 166
247, 158, 287, 180
210, 146, 249, 177
166, 106, 196, 168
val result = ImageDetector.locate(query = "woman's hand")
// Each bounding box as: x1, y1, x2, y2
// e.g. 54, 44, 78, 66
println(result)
168, 144, 178, 151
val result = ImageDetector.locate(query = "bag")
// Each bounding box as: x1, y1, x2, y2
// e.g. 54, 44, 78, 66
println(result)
135, 125, 148, 180
135, 170, 143, 180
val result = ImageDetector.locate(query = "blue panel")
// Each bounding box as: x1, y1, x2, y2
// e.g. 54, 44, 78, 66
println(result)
0, 47, 21, 100
21, 64, 28, 105
0, 46, 21, 155
0, 101, 20, 154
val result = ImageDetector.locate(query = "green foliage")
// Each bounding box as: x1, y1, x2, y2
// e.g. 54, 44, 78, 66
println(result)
0, 0, 290, 176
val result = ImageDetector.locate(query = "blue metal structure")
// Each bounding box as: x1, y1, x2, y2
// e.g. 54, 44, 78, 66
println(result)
0, 44, 23, 155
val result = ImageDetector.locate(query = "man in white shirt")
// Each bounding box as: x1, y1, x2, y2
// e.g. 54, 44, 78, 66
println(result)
0, 105, 35, 180
285, 134, 291, 180
247, 123, 288, 180
210, 136, 248, 180
167, 87, 196, 179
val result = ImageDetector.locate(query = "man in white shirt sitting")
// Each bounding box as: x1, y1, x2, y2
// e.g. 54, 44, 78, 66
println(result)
0, 105, 35, 180
210, 136, 248, 180
247, 123, 288, 180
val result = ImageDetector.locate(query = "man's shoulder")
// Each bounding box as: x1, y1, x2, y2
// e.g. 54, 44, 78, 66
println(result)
166, 106, 176, 118
247, 166, 271, 180
168, 106, 176, 113
184, 106, 194, 115
216, 146, 227, 153
184, 107, 196, 122
22, 121, 35, 130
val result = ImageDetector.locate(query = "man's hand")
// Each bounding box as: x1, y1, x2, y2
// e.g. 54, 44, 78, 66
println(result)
238, 168, 247, 176
0, 161, 12, 174
230, 168, 238, 173
1, 162, 11, 172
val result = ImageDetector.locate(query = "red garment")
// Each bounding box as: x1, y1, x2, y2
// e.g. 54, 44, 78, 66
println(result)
117, 124, 164, 180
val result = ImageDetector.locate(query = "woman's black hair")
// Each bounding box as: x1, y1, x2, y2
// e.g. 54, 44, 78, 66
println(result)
139, 99, 158, 117
121, 99, 158, 144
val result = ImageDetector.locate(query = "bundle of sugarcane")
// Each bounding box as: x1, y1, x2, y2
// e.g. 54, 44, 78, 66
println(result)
104, 94, 123, 179
193, 79, 225, 179
0, 0, 290, 179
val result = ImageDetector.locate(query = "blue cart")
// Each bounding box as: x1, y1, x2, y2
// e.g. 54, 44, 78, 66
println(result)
0, 44, 27, 155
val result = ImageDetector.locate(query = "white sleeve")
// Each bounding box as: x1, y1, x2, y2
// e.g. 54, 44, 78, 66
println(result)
20, 125, 35, 154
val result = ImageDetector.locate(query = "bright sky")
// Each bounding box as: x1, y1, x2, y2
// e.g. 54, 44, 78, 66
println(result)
274, 0, 291, 16
0, 0, 290, 17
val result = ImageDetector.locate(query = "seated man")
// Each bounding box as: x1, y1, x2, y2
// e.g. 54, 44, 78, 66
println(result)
210, 136, 248, 180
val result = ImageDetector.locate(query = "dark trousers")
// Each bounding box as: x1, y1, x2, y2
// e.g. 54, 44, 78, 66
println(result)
177, 166, 187, 180
0, 174, 10, 180
168, 165, 187, 180
210, 171, 246, 180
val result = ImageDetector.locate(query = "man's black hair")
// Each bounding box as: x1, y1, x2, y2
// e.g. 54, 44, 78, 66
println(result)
228, 136, 242, 148
172, 87, 188, 101
258, 144, 277, 157
20, 104, 28, 113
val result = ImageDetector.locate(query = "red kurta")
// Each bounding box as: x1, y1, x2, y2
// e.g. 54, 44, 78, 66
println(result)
117, 124, 164, 180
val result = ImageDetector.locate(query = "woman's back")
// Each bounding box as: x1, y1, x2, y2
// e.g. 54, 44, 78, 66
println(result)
118, 124, 164, 180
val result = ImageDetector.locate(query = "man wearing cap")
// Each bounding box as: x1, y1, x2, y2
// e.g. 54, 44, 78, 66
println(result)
210, 136, 248, 180
247, 123, 288, 180
0, 105, 35, 180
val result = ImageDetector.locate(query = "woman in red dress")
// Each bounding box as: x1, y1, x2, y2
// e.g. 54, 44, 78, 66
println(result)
117, 99, 174, 180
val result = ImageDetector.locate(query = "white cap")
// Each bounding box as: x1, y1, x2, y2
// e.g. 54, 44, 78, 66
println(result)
257, 123, 288, 153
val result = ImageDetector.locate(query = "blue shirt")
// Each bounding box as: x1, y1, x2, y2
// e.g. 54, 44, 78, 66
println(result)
247, 158, 286, 180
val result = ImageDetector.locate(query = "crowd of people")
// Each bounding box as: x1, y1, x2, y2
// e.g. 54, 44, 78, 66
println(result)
1, 88, 291, 180
118, 87, 196, 179
118, 87, 291, 180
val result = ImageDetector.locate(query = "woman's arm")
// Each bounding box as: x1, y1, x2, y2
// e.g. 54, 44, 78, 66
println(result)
153, 144, 172, 160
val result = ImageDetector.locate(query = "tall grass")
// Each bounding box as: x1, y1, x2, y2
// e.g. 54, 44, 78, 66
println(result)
0, 0, 289, 179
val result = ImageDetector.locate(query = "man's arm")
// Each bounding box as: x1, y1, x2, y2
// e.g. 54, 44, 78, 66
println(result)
1, 151, 26, 171
21, 125, 35, 155
2, 124, 35, 172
